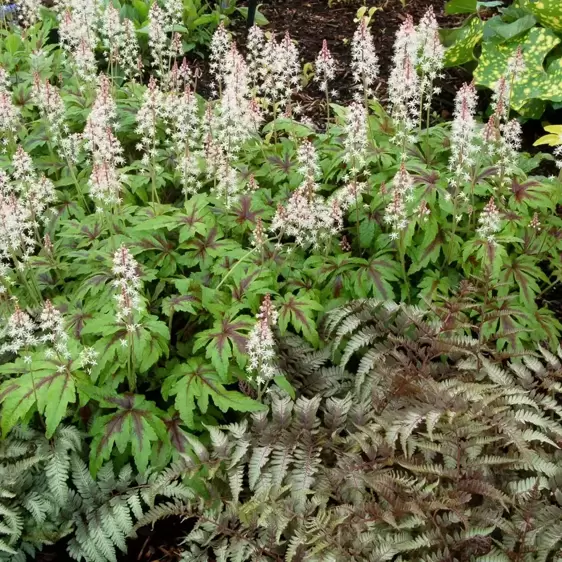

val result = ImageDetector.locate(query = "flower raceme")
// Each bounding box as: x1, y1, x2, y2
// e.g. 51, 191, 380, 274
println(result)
112, 246, 143, 330
314, 40, 336, 94
351, 16, 379, 101
271, 141, 343, 247
449, 83, 479, 188
246, 294, 278, 386
388, 16, 420, 151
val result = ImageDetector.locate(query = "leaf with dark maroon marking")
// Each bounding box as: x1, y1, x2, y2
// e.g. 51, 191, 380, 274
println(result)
163, 358, 265, 427
0, 355, 79, 438
499, 255, 548, 308
306, 255, 362, 299
194, 315, 253, 378
181, 227, 239, 270
355, 255, 400, 299
90, 393, 168, 475
174, 193, 213, 243
276, 293, 323, 345
510, 178, 553, 209
162, 293, 200, 316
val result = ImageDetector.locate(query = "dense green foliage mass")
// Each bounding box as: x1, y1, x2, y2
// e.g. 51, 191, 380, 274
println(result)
0, 0, 562, 560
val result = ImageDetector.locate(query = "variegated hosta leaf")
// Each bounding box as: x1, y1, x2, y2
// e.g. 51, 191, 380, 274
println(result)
474, 27, 562, 118
520, 0, 562, 32
444, 17, 484, 67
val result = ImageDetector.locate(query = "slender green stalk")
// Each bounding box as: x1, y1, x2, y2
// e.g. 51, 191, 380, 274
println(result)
398, 230, 410, 303
216, 247, 258, 290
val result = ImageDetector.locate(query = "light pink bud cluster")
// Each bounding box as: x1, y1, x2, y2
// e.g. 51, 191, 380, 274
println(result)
0, 192, 35, 266
0, 70, 18, 137
491, 76, 510, 125
417, 7, 445, 111
497, 119, 522, 181
100, 4, 123, 64
388, 16, 420, 150
112, 245, 143, 328
215, 46, 262, 160
1, 304, 37, 355
148, 3, 167, 74
335, 180, 366, 211
244, 28, 300, 111
40, 300, 70, 360
477, 198, 501, 241
136, 76, 167, 167
351, 17, 379, 100
168, 84, 202, 196
484, 80, 523, 186
530, 212, 541, 230
147, 2, 182, 76
449, 83, 478, 187
271, 141, 342, 247
10, 146, 56, 226
246, 25, 266, 94
343, 101, 368, 172
251, 216, 266, 249
18, 0, 42, 26
209, 22, 232, 94
120, 20, 142, 80
83, 75, 120, 159
85, 75, 125, 209
384, 163, 416, 238
31, 75, 65, 143
57, 1, 99, 84
99, 4, 141, 81
246, 294, 278, 385
165, 58, 192, 93
211, 158, 243, 208
315, 40, 336, 93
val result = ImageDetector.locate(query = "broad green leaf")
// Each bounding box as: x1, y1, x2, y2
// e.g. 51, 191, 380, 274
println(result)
193, 315, 253, 378
445, 0, 477, 15
236, 6, 269, 25
273, 375, 296, 399
534, 125, 562, 147
166, 359, 266, 427
355, 255, 400, 299
520, 0, 562, 32
90, 394, 168, 475
409, 218, 444, 274
444, 17, 484, 67
509, 178, 554, 210
132, 0, 149, 21
276, 293, 323, 345
483, 14, 536, 42
499, 255, 548, 309
0, 356, 80, 437
474, 27, 562, 117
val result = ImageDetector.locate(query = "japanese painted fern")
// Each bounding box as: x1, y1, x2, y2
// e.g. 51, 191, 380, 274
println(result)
138, 301, 562, 562
0, 425, 187, 562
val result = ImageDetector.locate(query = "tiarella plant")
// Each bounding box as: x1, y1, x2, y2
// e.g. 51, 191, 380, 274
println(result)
0, 1, 562, 560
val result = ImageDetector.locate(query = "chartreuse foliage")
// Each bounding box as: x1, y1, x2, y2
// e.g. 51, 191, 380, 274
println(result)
131, 302, 562, 561
443, 0, 562, 117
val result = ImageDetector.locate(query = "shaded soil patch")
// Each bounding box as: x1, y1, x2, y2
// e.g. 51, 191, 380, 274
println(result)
36, 517, 192, 562
246, 0, 469, 115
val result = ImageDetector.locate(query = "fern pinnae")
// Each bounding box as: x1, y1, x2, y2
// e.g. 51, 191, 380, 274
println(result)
248, 446, 272, 491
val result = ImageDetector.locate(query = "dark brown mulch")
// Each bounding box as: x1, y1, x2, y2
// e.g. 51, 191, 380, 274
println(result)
247, 0, 470, 116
